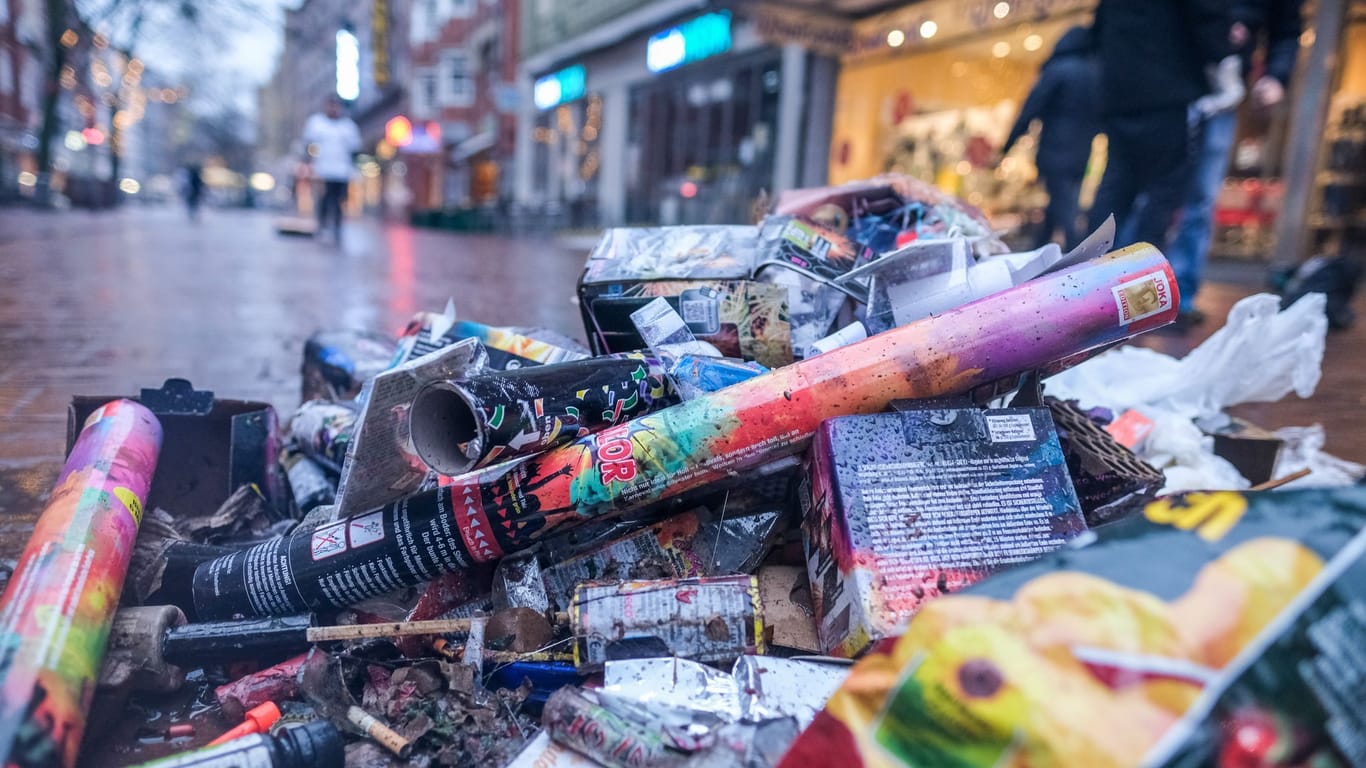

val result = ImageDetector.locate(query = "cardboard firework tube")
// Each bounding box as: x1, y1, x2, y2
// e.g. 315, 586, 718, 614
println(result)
0, 400, 162, 768
191, 245, 1177, 619
162, 613, 572, 665
409, 354, 674, 476
215, 654, 306, 722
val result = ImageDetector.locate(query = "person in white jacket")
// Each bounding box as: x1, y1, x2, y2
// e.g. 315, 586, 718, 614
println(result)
302, 96, 361, 243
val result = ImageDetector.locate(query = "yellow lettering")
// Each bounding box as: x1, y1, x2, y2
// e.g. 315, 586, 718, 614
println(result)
1143, 492, 1248, 542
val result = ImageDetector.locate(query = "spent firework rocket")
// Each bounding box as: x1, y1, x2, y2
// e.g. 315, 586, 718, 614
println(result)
191, 245, 1178, 619
409, 354, 675, 476
0, 400, 162, 768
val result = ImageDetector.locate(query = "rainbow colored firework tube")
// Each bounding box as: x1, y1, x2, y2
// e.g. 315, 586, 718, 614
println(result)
191, 245, 1177, 620
0, 400, 162, 768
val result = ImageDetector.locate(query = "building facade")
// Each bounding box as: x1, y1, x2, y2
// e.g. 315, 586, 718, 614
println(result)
402, 0, 520, 210
513, 0, 844, 228
0, 0, 45, 200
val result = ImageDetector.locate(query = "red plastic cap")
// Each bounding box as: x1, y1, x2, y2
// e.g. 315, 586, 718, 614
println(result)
244, 701, 281, 731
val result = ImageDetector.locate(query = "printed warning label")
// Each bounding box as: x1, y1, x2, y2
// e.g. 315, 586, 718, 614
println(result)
348, 511, 385, 548
1112, 272, 1173, 324
986, 415, 1036, 443
113, 487, 143, 526
310, 522, 348, 561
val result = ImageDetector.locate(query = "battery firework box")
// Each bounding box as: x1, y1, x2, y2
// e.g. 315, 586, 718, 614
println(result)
577, 226, 793, 368
801, 406, 1087, 657
66, 378, 286, 518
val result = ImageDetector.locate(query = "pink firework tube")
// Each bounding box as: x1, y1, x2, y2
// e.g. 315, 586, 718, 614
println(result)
0, 400, 162, 768
191, 245, 1176, 619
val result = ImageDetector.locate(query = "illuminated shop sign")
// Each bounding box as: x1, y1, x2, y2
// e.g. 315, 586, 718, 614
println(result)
534, 64, 586, 110
646, 11, 732, 73
336, 28, 360, 101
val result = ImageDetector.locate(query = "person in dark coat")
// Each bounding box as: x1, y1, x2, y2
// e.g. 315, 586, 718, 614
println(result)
1164, 0, 1303, 328
1087, 0, 1232, 267
1002, 25, 1101, 249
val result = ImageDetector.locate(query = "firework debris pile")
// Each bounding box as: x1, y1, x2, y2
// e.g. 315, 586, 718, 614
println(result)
1, 176, 1362, 768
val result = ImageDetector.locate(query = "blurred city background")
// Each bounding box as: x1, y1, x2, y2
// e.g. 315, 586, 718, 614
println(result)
0, 0, 1361, 261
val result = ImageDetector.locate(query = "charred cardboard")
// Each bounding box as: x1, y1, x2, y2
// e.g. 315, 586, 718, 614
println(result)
801, 406, 1086, 657
66, 378, 286, 519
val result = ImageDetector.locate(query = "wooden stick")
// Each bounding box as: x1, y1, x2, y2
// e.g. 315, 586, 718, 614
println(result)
305, 612, 569, 643
1249, 467, 1312, 492
432, 639, 572, 664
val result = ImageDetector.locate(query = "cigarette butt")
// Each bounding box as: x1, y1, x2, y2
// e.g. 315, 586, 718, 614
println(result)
346, 705, 412, 758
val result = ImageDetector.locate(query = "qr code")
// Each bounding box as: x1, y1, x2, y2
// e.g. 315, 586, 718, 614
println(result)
680, 299, 712, 325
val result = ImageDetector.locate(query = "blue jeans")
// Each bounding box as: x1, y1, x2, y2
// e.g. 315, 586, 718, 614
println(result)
1168, 110, 1237, 312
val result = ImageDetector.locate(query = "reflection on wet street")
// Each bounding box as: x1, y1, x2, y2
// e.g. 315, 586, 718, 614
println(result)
0, 207, 587, 561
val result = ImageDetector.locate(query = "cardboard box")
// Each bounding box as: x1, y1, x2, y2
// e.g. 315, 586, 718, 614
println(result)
577, 227, 792, 367
801, 407, 1086, 657
67, 378, 286, 519
1210, 417, 1284, 486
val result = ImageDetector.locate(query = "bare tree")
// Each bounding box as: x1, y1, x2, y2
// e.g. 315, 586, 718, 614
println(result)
34, 0, 270, 202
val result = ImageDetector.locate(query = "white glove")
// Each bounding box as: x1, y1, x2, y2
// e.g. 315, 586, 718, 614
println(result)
1193, 56, 1247, 118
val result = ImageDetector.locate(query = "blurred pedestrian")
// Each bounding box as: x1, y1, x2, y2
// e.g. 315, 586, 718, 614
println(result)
303, 96, 361, 244
183, 164, 204, 221
1165, 0, 1303, 328
1087, 0, 1232, 301
1001, 25, 1102, 250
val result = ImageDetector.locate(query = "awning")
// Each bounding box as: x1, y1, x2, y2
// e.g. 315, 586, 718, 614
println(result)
451, 131, 497, 162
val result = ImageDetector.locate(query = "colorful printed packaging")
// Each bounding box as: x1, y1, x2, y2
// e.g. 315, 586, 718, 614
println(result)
0, 400, 163, 768
778, 486, 1366, 768
396, 312, 590, 370
569, 575, 765, 672
802, 406, 1087, 658
577, 226, 793, 368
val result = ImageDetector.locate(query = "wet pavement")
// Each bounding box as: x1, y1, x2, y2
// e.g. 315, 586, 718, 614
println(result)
0, 205, 1362, 563
0, 206, 586, 561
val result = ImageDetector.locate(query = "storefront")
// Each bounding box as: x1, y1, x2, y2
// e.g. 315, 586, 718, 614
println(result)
1304, 0, 1366, 260
518, 6, 835, 228
529, 64, 602, 228
828, 0, 1098, 247
625, 47, 783, 225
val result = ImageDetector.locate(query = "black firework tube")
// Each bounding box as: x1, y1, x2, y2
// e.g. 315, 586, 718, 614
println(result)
409, 354, 675, 476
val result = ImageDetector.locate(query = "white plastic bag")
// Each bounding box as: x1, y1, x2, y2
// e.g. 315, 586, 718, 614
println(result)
1142, 410, 1251, 495
1270, 425, 1366, 489
1046, 293, 1327, 421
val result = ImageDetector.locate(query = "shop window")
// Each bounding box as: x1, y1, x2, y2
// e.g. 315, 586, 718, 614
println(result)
447, 0, 475, 19
440, 51, 474, 107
